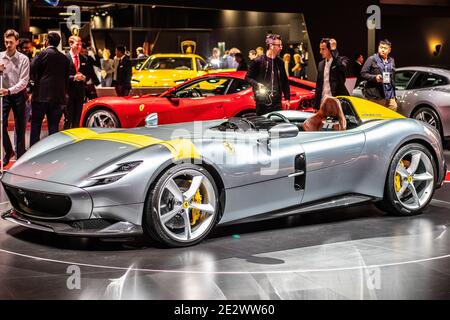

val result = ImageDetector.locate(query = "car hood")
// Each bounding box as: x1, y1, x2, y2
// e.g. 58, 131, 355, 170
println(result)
132, 70, 198, 87
7, 121, 226, 185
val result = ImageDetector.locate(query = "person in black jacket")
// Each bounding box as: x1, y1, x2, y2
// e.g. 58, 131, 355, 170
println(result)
351, 53, 364, 87
314, 38, 349, 109
245, 33, 290, 116
360, 39, 397, 111
234, 53, 248, 71
81, 43, 100, 101
65, 35, 88, 129
30, 32, 70, 146
114, 45, 132, 97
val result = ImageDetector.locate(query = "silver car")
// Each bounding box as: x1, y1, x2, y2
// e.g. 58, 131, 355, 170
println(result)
353, 66, 450, 143
1, 97, 447, 247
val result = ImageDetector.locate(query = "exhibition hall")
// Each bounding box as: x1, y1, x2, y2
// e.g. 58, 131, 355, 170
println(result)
0, 0, 449, 303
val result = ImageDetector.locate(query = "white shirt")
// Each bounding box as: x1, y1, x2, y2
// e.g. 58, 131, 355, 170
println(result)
0, 50, 30, 95
322, 57, 333, 101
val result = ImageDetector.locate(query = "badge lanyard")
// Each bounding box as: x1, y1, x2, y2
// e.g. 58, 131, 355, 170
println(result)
383, 62, 391, 85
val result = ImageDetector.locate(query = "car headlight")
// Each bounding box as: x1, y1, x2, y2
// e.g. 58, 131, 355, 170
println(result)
90, 161, 143, 186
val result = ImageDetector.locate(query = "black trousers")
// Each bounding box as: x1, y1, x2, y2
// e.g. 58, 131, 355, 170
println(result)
64, 93, 84, 130
255, 96, 282, 116
2, 91, 26, 158
115, 84, 131, 97
30, 101, 63, 147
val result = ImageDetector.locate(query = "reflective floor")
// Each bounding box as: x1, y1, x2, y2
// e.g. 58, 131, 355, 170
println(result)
0, 150, 449, 299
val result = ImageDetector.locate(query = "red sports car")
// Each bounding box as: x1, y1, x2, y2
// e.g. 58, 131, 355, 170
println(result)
81, 71, 315, 128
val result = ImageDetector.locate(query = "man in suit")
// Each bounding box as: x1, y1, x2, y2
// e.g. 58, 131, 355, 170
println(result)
29, 32, 70, 146
314, 38, 349, 109
81, 43, 100, 100
114, 45, 132, 97
64, 35, 87, 129
351, 53, 364, 87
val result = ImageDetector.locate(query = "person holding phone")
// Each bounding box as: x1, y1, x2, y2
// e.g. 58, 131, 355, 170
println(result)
245, 33, 290, 116
361, 39, 397, 111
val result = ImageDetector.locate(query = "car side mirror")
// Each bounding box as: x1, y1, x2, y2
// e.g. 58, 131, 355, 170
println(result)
135, 63, 142, 70
167, 95, 180, 105
268, 123, 299, 139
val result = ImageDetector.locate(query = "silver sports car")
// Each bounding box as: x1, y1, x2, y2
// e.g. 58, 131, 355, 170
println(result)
1, 97, 447, 247
353, 66, 450, 142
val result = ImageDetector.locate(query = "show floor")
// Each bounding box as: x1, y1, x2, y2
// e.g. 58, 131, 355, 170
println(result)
0, 130, 449, 299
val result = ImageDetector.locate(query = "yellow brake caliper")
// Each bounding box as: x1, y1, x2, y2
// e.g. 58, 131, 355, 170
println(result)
191, 189, 203, 225
395, 160, 405, 192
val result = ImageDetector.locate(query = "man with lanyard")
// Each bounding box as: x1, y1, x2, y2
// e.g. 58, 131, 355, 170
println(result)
361, 39, 397, 111
0, 29, 30, 166
245, 33, 290, 116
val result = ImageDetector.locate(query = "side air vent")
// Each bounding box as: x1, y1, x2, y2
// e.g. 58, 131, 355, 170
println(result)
294, 153, 306, 190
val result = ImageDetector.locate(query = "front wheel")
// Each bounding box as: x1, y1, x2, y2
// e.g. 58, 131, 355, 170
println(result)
85, 109, 120, 128
376, 143, 436, 216
143, 164, 220, 247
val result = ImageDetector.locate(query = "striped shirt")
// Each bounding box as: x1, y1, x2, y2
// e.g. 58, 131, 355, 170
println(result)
0, 50, 30, 95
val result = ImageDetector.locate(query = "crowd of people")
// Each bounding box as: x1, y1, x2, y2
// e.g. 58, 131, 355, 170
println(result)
0, 29, 132, 166
245, 32, 397, 128
207, 42, 310, 79
0, 27, 398, 165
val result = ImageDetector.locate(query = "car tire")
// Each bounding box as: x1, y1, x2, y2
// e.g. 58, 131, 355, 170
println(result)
143, 163, 220, 247
376, 143, 436, 216
85, 109, 121, 128
412, 107, 442, 136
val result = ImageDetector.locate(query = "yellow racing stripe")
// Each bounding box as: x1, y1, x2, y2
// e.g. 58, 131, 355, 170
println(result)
61, 128, 201, 160
340, 96, 404, 120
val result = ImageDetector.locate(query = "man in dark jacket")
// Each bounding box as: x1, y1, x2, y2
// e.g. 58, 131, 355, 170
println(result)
361, 39, 397, 111
81, 43, 100, 100
30, 32, 70, 146
114, 45, 132, 97
245, 33, 290, 116
65, 35, 88, 129
351, 53, 364, 87
314, 38, 349, 109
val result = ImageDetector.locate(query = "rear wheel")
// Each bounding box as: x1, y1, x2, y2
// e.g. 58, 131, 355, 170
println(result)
412, 107, 442, 135
85, 109, 120, 128
376, 143, 436, 216
143, 164, 220, 247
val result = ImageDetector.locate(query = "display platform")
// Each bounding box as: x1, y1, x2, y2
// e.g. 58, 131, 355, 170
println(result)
0, 149, 448, 299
